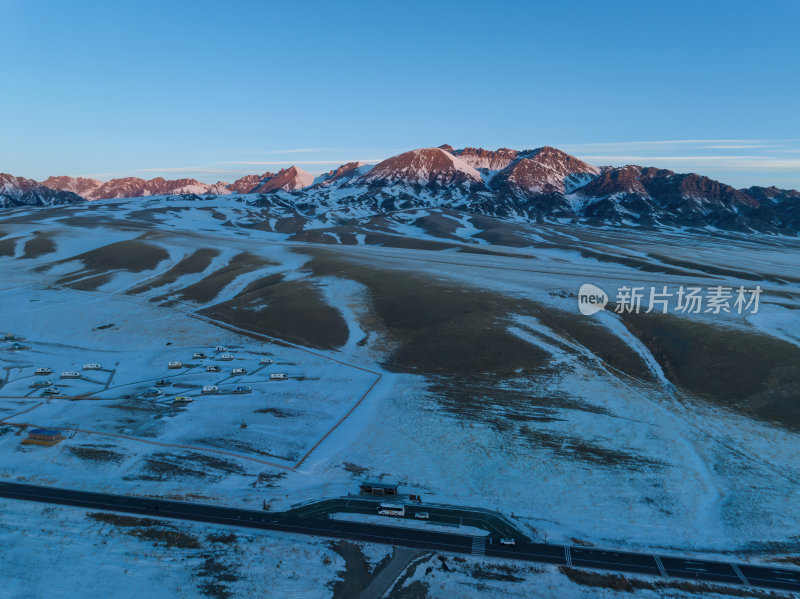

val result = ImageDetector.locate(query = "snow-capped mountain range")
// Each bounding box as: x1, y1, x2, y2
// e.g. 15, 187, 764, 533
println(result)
0, 173, 84, 209
3, 145, 799, 234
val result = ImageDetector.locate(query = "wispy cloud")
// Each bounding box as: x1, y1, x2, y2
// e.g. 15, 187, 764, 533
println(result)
244, 148, 336, 155
135, 166, 245, 174
576, 155, 800, 172
562, 138, 800, 183
221, 159, 384, 166
123, 158, 386, 180
702, 145, 771, 149
560, 139, 792, 152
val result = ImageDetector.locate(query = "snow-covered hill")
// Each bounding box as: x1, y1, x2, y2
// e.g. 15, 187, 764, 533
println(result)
2, 193, 800, 563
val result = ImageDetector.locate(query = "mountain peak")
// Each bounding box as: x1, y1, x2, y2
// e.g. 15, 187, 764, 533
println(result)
491, 147, 600, 197
42, 175, 103, 197
250, 166, 314, 193
228, 172, 275, 194
445, 146, 520, 170
314, 162, 370, 187
359, 147, 483, 187
525, 146, 600, 176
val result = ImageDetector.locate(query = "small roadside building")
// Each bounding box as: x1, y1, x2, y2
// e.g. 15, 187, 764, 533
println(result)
23, 428, 65, 446
360, 481, 399, 497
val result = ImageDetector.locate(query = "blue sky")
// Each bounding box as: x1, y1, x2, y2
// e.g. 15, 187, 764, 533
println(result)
2, 0, 799, 188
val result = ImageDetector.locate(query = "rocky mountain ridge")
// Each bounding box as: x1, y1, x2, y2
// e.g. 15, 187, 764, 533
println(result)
4, 145, 798, 234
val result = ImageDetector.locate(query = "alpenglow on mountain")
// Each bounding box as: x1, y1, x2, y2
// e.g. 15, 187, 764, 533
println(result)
3, 145, 798, 234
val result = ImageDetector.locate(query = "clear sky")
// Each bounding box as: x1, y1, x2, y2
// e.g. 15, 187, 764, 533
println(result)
3, 0, 799, 189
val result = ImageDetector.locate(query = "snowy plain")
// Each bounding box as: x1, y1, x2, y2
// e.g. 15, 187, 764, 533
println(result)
1, 195, 800, 597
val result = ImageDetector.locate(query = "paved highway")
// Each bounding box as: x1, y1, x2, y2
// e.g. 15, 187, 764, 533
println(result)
288, 496, 524, 540
1, 481, 799, 593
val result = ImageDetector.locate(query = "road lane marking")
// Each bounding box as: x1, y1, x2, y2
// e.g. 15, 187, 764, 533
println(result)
654, 555, 667, 578
471, 537, 485, 556
731, 563, 749, 586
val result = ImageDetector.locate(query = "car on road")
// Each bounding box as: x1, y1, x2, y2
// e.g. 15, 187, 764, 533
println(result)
499, 538, 516, 546
414, 512, 430, 520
